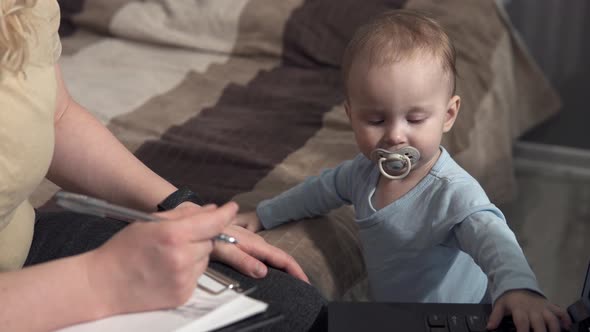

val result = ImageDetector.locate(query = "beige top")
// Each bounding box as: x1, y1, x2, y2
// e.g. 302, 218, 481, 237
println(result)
0, 0, 62, 271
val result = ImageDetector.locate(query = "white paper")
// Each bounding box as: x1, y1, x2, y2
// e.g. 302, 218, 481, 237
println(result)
57, 287, 267, 332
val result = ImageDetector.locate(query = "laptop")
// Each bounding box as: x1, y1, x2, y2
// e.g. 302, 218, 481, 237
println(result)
328, 261, 590, 332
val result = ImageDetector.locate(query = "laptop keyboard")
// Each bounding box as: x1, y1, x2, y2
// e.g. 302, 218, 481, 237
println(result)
327, 302, 577, 332
426, 313, 516, 332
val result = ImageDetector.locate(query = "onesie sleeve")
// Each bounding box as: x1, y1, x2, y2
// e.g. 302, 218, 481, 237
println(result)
452, 210, 543, 303
257, 157, 358, 229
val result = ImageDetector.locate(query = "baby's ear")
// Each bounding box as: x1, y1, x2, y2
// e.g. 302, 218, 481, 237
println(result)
443, 95, 460, 132
344, 100, 352, 121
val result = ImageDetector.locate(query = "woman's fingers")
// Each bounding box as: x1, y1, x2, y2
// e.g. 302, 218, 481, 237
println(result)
189, 240, 215, 263
213, 241, 268, 278
212, 225, 309, 283
241, 237, 309, 282
160, 201, 239, 243
93, 202, 238, 313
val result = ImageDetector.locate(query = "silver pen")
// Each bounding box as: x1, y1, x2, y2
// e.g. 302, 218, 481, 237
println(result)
55, 191, 237, 244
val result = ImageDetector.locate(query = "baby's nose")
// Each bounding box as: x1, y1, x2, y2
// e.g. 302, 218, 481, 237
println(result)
383, 125, 407, 147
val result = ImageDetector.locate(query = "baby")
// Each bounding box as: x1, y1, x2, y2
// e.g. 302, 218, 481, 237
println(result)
234, 10, 571, 332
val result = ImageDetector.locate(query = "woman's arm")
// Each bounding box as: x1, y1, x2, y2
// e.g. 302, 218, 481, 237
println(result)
0, 203, 236, 331
0, 252, 109, 331
48, 64, 177, 211
47, 64, 308, 281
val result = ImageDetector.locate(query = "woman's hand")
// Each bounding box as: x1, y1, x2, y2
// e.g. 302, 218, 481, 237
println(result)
232, 211, 263, 232
211, 225, 310, 283
487, 289, 572, 332
87, 202, 238, 314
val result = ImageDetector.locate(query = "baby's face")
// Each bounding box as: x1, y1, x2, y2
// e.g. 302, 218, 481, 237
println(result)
345, 53, 459, 173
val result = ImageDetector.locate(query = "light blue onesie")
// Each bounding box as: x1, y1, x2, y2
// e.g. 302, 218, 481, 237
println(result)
257, 147, 542, 303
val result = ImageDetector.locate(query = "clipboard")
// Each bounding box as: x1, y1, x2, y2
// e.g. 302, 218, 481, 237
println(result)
201, 269, 285, 331
57, 272, 273, 332
199, 268, 243, 294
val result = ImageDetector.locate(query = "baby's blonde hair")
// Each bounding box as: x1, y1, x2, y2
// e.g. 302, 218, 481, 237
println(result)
342, 9, 457, 96
0, 0, 38, 73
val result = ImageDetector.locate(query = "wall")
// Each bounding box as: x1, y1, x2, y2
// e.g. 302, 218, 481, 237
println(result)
505, 0, 589, 85
504, 0, 590, 149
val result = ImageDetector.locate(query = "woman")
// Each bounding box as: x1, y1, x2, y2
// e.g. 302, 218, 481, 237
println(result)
0, 1, 325, 330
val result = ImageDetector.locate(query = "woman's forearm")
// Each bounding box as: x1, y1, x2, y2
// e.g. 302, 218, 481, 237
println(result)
0, 253, 111, 331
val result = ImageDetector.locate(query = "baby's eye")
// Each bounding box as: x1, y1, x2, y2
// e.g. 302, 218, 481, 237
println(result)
408, 118, 425, 124
368, 119, 384, 125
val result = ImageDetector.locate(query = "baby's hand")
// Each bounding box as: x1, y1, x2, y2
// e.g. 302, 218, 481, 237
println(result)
487, 290, 572, 332
232, 211, 263, 232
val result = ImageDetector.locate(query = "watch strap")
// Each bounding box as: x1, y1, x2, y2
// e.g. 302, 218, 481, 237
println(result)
157, 188, 204, 211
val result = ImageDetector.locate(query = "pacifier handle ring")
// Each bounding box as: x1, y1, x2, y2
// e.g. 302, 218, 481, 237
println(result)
377, 154, 412, 180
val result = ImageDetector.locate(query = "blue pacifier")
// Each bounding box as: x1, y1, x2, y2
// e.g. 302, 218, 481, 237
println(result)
370, 146, 421, 180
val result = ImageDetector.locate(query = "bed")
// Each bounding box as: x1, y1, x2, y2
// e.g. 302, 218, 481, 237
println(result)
33, 0, 561, 301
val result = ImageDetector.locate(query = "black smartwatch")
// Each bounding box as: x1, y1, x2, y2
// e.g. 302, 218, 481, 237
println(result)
157, 188, 204, 211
